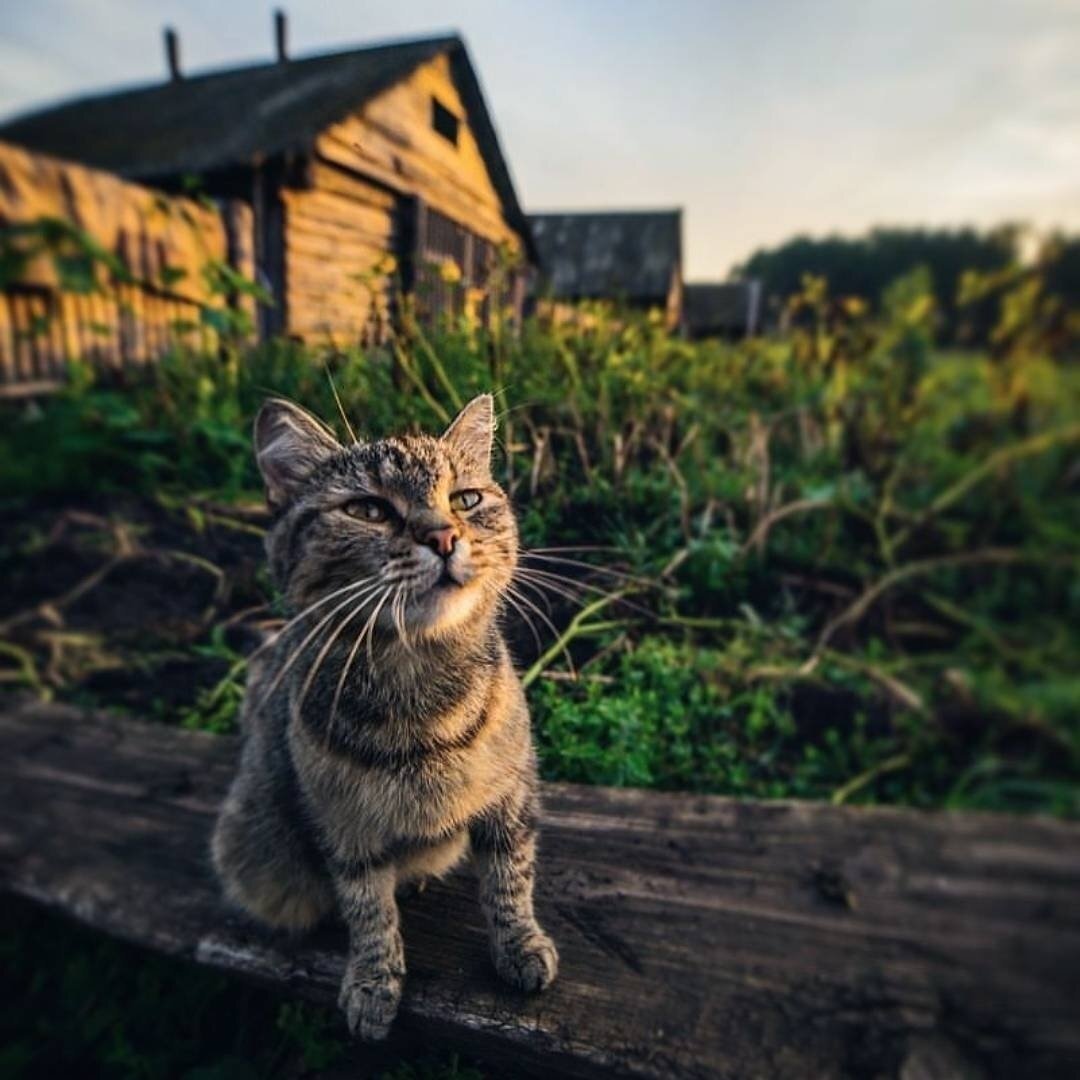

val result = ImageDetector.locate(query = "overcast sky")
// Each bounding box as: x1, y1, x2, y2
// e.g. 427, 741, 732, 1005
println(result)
1, 0, 1076, 278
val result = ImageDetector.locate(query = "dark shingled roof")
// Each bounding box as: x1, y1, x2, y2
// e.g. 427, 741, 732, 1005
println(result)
0, 34, 534, 258
528, 210, 681, 303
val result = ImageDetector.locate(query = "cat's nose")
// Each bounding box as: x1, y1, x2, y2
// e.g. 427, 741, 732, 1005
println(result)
421, 524, 458, 558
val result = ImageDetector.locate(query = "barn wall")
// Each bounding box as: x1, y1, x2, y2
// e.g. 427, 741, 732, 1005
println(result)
0, 140, 250, 390
282, 160, 397, 345
315, 54, 521, 250
283, 52, 537, 344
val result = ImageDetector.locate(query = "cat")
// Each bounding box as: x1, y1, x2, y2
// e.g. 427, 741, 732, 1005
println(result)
211, 393, 558, 1040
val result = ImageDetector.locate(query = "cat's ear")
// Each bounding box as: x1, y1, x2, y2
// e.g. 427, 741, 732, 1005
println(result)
442, 393, 495, 471
254, 398, 340, 508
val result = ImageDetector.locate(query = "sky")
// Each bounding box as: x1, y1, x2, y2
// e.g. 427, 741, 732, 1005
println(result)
1, 0, 1076, 278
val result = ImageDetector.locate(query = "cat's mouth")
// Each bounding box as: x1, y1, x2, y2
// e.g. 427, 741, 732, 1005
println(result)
433, 564, 467, 589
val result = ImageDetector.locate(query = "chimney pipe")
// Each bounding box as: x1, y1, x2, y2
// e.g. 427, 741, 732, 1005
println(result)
164, 27, 181, 81
275, 10, 288, 62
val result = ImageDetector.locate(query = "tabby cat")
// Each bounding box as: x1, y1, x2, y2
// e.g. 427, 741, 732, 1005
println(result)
211, 394, 558, 1040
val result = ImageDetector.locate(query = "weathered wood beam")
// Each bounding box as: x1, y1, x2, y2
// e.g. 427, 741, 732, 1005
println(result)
1, 700, 1077, 1079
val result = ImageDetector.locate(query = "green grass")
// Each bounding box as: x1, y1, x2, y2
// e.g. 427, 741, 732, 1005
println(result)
2, 264, 1078, 817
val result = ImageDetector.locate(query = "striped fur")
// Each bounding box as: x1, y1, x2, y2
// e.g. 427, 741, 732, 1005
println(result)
211, 395, 557, 1040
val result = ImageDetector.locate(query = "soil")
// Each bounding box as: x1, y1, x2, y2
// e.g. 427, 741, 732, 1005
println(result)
0, 495, 271, 718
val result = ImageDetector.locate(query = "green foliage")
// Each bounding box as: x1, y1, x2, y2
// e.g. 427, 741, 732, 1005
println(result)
0, 897, 484, 1080
0, 897, 324, 1080
737, 225, 1080, 351
1, 262, 1078, 818
379, 1055, 485, 1080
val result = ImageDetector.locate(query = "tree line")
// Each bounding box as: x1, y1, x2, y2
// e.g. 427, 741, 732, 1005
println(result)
735, 226, 1079, 345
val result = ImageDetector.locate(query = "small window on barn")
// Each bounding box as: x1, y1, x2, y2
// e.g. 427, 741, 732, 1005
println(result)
431, 97, 460, 146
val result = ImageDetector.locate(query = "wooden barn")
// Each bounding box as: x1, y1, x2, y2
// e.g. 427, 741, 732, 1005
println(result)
0, 19, 536, 346
683, 281, 763, 341
528, 210, 683, 330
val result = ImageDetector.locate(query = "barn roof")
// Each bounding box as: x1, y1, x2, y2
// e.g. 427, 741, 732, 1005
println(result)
528, 210, 682, 303
0, 34, 534, 258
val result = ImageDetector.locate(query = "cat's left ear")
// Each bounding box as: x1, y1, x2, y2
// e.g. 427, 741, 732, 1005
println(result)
254, 398, 341, 508
442, 393, 495, 471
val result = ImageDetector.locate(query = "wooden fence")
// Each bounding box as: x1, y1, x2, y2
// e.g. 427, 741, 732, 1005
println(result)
0, 140, 254, 394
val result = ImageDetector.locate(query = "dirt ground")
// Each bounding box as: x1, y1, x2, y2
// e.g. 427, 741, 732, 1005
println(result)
0, 496, 274, 719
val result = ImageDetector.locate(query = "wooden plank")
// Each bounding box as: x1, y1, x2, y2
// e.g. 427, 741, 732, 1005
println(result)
10, 292, 34, 381
282, 189, 395, 240
0, 140, 227, 306
25, 294, 44, 377
285, 229, 391, 265
0, 700, 1077, 1079
316, 133, 515, 250
0, 378, 63, 399
322, 52, 514, 244
0, 294, 14, 382
224, 199, 257, 342
58, 293, 81, 366
307, 158, 398, 211
287, 217, 393, 256
285, 276, 388, 304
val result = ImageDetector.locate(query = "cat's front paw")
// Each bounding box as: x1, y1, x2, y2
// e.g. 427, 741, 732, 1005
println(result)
493, 927, 559, 993
337, 964, 403, 1041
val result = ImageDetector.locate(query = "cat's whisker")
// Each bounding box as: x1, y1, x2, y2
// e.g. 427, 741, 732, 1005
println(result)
252, 578, 382, 716
391, 585, 410, 651
526, 545, 625, 554
244, 574, 378, 667
500, 589, 545, 657
514, 567, 591, 602
365, 588, 395, 666
292, 581, 386, 725
513, 575, 593, 617
515, 567, 655, 618
519, 551, 657, 588
513, 574, 557, 614
329, 585, 394, 726
504, 585, 577, 680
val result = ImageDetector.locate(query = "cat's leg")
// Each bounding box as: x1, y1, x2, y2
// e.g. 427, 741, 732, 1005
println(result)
211, 761, 334, 932
470, 788, 559, 992
333, 866, 405, 1040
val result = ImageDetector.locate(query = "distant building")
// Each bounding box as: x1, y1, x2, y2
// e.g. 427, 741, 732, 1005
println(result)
0, 19, 536, 345
528, 210, 683, 330
683, 281, 763, 341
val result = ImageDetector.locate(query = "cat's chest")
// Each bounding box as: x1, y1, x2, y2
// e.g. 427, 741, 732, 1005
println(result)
288, 708, 520, 854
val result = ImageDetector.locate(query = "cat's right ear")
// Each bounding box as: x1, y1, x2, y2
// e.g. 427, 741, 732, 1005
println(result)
254, 399, 341, 508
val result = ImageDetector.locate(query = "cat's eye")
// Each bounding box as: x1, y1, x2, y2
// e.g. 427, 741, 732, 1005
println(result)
450, 489, 482, 512
343, 497, 391, 523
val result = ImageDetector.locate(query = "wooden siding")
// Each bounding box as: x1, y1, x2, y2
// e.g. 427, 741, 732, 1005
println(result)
288, 55, 526, 343
0, 141, 249, 387
314, 53, 521, 248
282, 162, 397, 345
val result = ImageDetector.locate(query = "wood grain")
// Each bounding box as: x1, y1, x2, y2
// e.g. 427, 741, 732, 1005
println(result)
313, 54, 522, 251
0, 141, 244, 376
0, 700, 1077, 1079
0, 140, 227, 306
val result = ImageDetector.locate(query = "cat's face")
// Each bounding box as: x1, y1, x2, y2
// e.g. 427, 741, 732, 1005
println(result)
256, 395, 516, 641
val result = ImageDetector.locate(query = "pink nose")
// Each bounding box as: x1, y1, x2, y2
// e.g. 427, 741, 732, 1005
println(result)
424, 526, 458, 558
